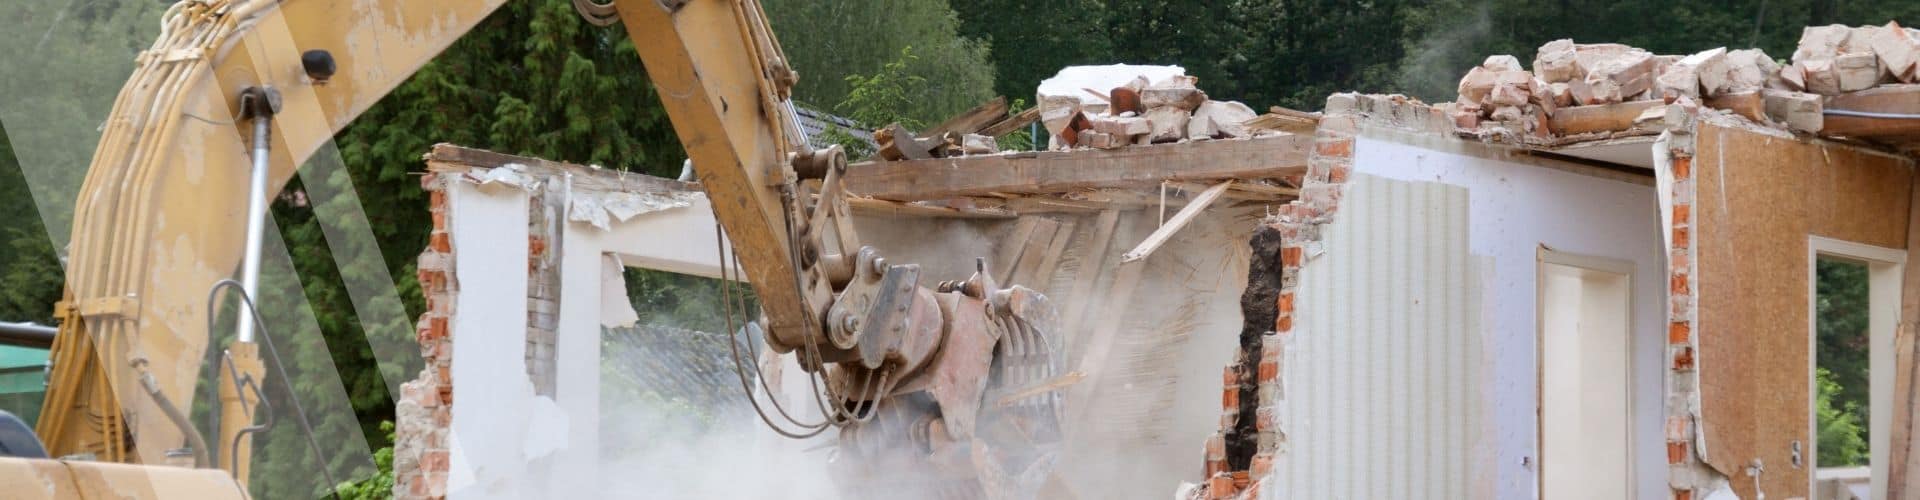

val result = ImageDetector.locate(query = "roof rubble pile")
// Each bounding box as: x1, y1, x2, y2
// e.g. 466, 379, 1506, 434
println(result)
1445, 21, 1920, 146
873, 96, 1042, 160
1036, 65, 1317, 151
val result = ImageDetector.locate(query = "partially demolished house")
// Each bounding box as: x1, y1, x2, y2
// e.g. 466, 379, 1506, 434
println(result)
390, 23, 1920, 500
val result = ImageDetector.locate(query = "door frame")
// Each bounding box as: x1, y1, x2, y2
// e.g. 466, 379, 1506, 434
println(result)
1536, 246, 1639, 499
1806, 236, 1905, 498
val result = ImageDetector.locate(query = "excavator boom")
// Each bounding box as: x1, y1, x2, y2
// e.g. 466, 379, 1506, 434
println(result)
11, 1, 1063, 498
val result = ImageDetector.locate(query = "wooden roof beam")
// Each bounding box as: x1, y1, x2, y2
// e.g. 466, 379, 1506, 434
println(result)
844, 135, 1312, 201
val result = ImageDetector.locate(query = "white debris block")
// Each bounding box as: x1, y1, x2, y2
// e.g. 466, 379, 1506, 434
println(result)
1189, 100, 1257, 139
1144, 106, 1190, 143
1038, 64, 1187, 107
1870, 21, 1920, 83
1721, 49, 1777, 95
1091, 116, 1151, 137
1457, 66, 1499, 104
1802, 58, 1842, 95
1535, 39, 1578, 82
1573, 43, 1637, 81
961, 134, 998, 155
1833, 52, 1882, 92
1660, 47, 1726, 99
1582, 47, 1655, 102
1141, 75, 1208, 111
1793, 24, 1855, 62
1039, 94, 1084, 136
1762, 89, 1823, 133
1481, 54, 1524, 72
1487, 71, 1533, 107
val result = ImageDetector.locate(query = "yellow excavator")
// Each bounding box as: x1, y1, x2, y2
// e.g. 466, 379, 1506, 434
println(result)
1, 0, 1063, 498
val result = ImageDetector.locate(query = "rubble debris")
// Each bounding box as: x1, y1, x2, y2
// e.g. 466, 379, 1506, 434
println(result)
1031, 66, 1284, 151
1190, 100, 1258, 140
1443, 23, 1920, 146
1242, 107, 1321, 135
1784, 23, 1920, 95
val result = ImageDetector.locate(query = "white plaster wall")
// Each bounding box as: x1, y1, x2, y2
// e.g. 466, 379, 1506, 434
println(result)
445, 182, 536, 500
1278, 136, 1663, 499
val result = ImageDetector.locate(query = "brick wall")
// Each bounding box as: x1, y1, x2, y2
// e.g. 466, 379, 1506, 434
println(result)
396, 173, 455, 500
1197, 93, 1387, 500
1660, 109, 1715, 500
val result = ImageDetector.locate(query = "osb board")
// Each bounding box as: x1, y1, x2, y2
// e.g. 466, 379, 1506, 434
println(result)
1695, 121, 1913, 498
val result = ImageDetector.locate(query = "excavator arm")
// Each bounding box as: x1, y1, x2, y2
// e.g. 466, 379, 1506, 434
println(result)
21, 0, 1063, 498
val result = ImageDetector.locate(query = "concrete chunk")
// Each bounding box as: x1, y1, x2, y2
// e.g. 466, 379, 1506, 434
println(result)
1762, 89, 1823, 132
1189, 100, 1257, 139
1834, 52, 1883, 92
1870, 21, 1920, 82
1535, 39, 1578, 82
1144, 106, 1190, 143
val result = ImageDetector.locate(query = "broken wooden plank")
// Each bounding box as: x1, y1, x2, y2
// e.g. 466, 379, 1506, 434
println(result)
993, 217, 1042, 284
1242, 108, 1320, 135
1703, 91, 1765, 123
1061, 210, 1120, 351
875, 123, 934, 161
925, 96, 1010, 138
1823, 84, 1920, 138
978, 106, 1043, 138
1028, 219, 1079, 288
1008, 219, 1063, 287
1064, 236, 1146, 439
1120, 181, 1233, 263
845, 197, 1017, 219
846, 135, 1311, 201
1547, 100, 1666, 135
994, 371, 1085, 408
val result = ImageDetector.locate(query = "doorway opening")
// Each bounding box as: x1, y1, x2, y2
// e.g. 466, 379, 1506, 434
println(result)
1537, 248, 1635, 500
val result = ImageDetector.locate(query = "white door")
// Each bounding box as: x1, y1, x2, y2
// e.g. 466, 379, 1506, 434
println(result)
1539, 252, 1633, 500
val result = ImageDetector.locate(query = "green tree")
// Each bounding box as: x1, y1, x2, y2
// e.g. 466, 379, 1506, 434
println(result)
1817, 367, 1870, 467
762, 0, 998, 124
948, 0, 1113, 101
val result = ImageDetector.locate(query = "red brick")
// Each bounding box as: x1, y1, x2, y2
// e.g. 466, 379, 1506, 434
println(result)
1276, 292, 1295, 314
1672, 156, 1690, 179
1222, 386, 1239, 409
1205, 433, 1226, 460
1328, 164, 1350, 183
1258, 359, 1279, 384
1315, 137, 1355, 158
1275, 315, 1293, 333
1673, 346, 1694, 371
1668, 322, 1689, 345
1672, 204, 1690, 225
421, 173, 440, 190
1667, 440, 1688, 464
1281, 246, 1303, 267
1232, 471, 1250, 489
1671, 226, 1689, 249
1669, 273, 1688, 295
1674, 489, 1692, 500
1209, 473, 1238, 499
421, 450, 450, 472
429, 232, 451, 253
1250, 453, 1274, 477
1222, 365, 1239, 386
428, 189, 445, 208
528, 235, 547, 258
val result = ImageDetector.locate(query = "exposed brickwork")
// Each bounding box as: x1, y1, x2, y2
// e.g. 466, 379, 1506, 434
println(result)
1198, 93, 1402, 499
525, 185, 563, 397
397, 173, 455, 500
1661, 108, 1722, 499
